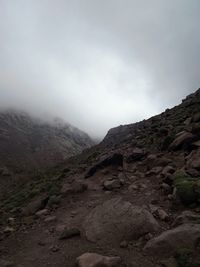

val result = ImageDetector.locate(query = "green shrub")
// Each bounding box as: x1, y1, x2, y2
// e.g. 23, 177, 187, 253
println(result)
174, 175, 199, 205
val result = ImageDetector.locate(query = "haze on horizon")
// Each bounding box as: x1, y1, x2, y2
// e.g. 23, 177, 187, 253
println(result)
0, 0, 200, 138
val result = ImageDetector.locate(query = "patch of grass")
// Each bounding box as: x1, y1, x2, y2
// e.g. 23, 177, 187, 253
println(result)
174, 175, 199, 205
0, 168, 66, 217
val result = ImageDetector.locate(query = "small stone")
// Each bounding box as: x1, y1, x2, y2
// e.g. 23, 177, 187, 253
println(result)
161, 183, 172, 194
103, 179, 121, 190
44, 216, 56, 223
120, 240, 128, 248
70, 211, 78, 217
157, 208, 170, 221
4, 227, 14, 234
35, 209, 49, 217
128, 184, 139, 191
151, 199, 159, 205
7, 217, 15, 225
59, 227, 80, 240
50, 245, 59, 252
38, 240, 46, 246
167, 194, 174, 200
144, 233, 153, 241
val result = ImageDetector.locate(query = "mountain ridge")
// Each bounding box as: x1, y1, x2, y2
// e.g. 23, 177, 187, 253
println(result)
0, 109, 94, 172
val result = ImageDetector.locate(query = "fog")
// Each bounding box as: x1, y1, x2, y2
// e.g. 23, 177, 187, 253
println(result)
0, 0, 200, 138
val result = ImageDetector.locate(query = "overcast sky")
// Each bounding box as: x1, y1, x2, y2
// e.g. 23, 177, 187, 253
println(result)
0, 0, 200, 138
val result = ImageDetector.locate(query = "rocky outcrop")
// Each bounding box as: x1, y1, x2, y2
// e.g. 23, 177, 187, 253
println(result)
83, 198, 159, 244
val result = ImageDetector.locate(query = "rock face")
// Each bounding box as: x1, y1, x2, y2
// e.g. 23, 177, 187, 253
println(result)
76, 253, 121, 267
144, 224, 200, 257
83, 198, 159, 244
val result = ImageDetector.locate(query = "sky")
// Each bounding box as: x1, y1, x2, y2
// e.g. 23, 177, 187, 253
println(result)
0, 0, 200, 138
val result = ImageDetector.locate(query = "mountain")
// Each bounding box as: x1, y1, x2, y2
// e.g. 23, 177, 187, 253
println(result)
0, 110, 94, 173
0, 89, 200, 267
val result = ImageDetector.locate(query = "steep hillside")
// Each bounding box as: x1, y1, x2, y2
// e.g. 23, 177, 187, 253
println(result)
102, 88, 200, 151
0, 110, 94, 199
0, 110, 94, 173
0, 89, 200, 267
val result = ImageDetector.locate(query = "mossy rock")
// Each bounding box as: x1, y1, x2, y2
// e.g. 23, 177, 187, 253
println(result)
174, 175, 200, 205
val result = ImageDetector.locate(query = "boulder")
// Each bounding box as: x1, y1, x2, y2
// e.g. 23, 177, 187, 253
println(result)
76, 253, 121, 267
22, 195, 49, 216
126, 148, 145, 163
144, 224, 200, 258
169, 131, 194, 150
103, 179, 121, 190
83, 198, 159, 244
156, 208, 170, 222
59, 227, 80, 240
61, 181, 88, 196
85, 153, 123, 178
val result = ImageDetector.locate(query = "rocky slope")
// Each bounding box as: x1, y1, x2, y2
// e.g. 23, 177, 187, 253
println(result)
0, 110, 94, 200
0, 110, 94, 172
0, 89, 200, 267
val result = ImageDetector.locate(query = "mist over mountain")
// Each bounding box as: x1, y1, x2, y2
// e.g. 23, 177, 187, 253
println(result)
1, 0, 200, 137
0, 109, 94, 173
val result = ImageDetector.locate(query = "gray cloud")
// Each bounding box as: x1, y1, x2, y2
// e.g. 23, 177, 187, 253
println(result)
0, 0, 200, 138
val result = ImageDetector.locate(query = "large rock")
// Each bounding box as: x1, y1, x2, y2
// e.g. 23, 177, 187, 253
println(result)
103, 179, 121, 190
22, 195, 49, 216
61, 181, 88, 196
144, 224, 200, 258
85, 153, 123, 178
83, 198, 159, 244
126, 148, 145, 163
169, 131, 194, 150
76, 253, 121, 267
